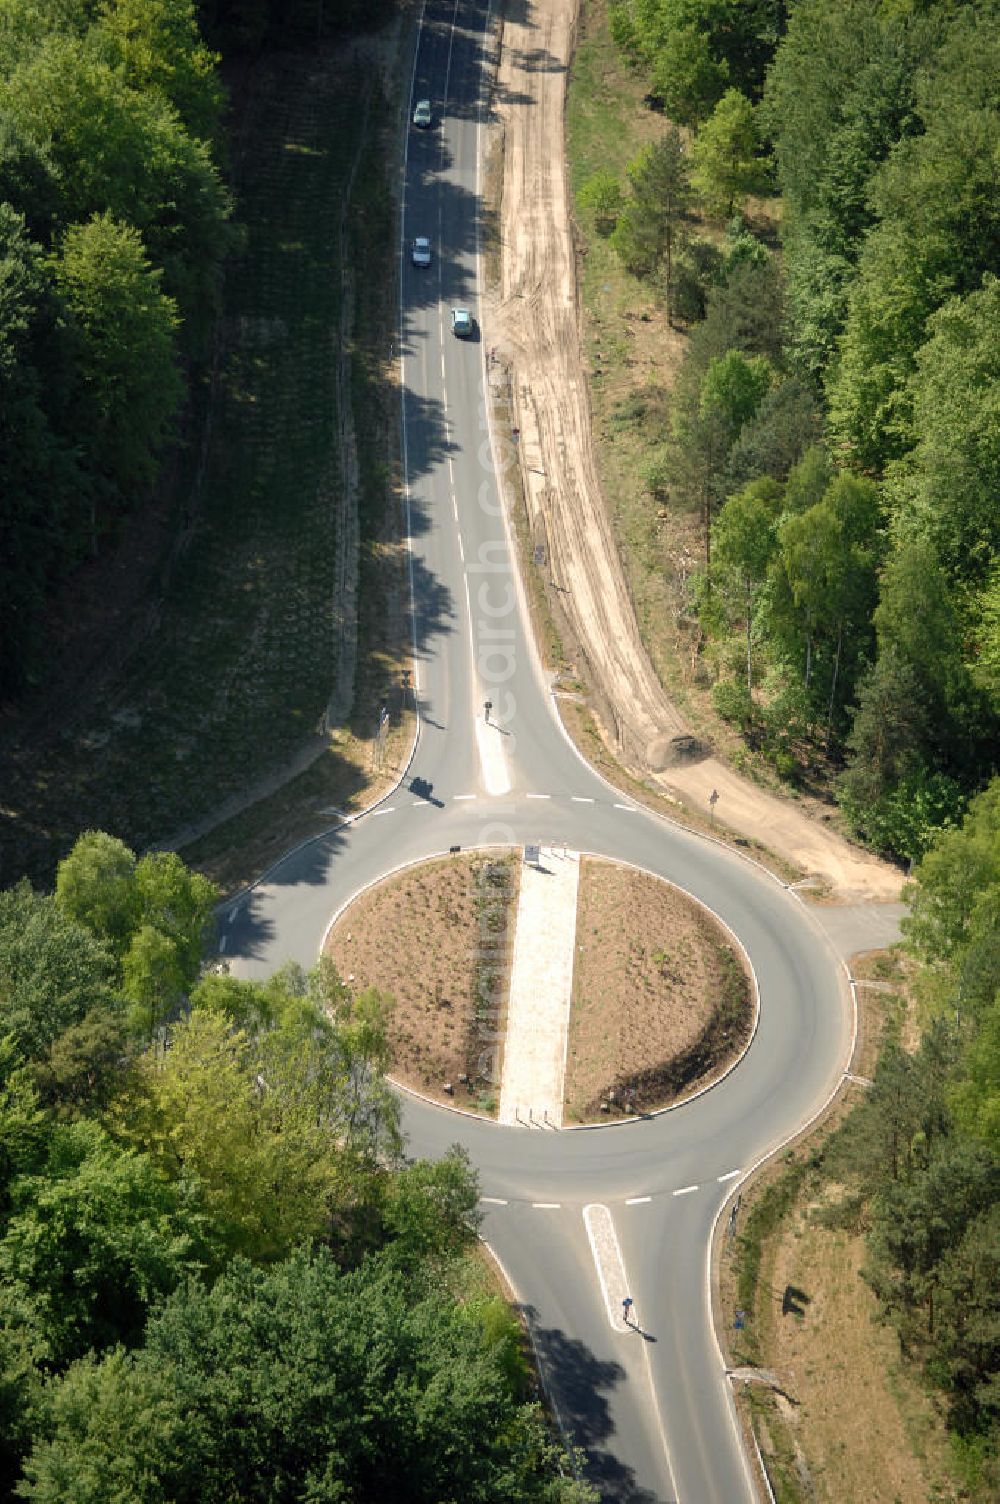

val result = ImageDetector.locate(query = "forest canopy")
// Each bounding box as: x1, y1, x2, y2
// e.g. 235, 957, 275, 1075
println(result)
607, 0, 1000, 860
0, 836, 595, 1504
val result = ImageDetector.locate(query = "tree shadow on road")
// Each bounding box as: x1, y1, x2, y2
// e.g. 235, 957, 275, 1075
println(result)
522, 1312, 668, 1503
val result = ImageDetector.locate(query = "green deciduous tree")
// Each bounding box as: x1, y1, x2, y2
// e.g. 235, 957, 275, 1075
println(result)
840, 537, 981, 849
91, 0, 224, 144
52, 837, 217, 1041
826, 11, 1000, 472
132, 851, 217, 986
690, 88, 767, 219
54, 831, 138, 957
53, 213, 182, 525
951, 1009, 1000, 1156
116, 984, 400, 1263
0, 201, 80, 697
709, 476, 782, 690
0, 1038, 49, 1217
381, 1146, 481, 1262
762, 0, 928, 382
886, 276, 1000, 590
0, 883, 117, 1061
20, 1248, 597, 1504
0, 1117, 206, 1364
903, 782, 1000, 974
576, 169, 622, 236
611, 0, 783, 112
122, 924, 187, 1038
648, 22, 728, 127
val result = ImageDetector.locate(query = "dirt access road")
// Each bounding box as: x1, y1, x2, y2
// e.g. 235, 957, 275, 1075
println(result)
484, 0, 902, 903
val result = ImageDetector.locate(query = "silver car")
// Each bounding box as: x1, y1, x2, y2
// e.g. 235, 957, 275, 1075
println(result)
451, 307, 473, 338
411, 237, 432, 268
412, 99, 432, 128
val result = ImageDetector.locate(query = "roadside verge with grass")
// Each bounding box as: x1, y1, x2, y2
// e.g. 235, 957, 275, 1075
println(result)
716, 951, 966, 1503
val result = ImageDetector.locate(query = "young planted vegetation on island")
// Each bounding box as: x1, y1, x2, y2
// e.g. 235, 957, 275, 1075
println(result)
565, 858, 752, 1122
326, 853, 521, 1117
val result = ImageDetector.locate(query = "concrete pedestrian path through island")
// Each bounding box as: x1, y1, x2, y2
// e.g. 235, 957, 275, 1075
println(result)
498, 846, 579, 1128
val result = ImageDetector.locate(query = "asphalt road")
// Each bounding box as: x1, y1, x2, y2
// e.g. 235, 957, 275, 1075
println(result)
223, 3, 860, 1497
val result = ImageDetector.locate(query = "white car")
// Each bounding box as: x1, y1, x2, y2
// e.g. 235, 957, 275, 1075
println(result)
412, 99, 432, 128
411, 237, 432, 268
451, 306, 473, 338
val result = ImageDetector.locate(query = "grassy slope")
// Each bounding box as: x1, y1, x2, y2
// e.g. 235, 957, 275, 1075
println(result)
0, 40, 408, 891
721, 960, 965, 1502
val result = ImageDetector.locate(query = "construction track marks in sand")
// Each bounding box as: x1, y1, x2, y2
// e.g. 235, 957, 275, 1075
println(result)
484, 0, 902, 903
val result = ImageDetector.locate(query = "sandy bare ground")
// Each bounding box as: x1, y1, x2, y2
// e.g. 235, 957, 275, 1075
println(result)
325, 852, 519, 1114
485, 0, 902, 903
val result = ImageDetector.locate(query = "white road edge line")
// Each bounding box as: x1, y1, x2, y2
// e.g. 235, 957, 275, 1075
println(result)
673, 1184, 699, 1196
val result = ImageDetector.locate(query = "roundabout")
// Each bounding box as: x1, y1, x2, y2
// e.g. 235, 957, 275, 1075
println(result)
323, 846, 755, 1126
222, 3, 870, 1498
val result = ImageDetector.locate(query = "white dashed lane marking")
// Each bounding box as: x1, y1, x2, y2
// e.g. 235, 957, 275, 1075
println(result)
373, 807, 395, 816
526, 793, 551, 800
625, 1195, 651, 1205
571, 796, 595, 803
454, 793, 476, 801
673, 1184, 699, 1197
718, 1169, 741, 1183
613, 802, 637, 812
532, 1202, 561, 1210
480, 1197, 508, 1206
